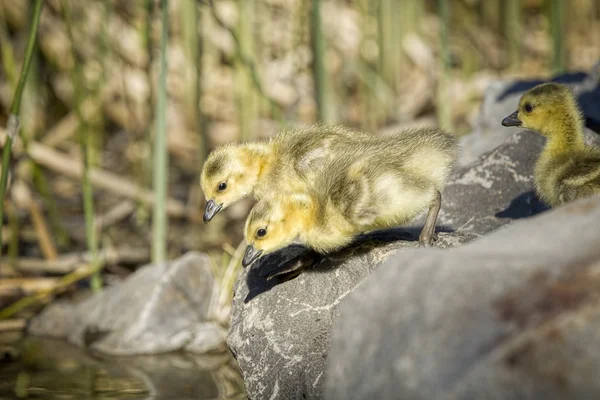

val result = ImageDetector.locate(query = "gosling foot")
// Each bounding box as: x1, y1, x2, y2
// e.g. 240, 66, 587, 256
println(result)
418, 232, 439, 248
418, 190, 442, 248
265, 250, 320, 281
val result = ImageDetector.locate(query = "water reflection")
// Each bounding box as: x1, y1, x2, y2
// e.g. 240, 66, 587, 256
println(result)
0, 333, 246, 399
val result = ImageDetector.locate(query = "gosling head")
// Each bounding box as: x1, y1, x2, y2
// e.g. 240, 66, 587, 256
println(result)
200, 144, 262, 223
242, 193, 313, 267
502, 82, 583, 138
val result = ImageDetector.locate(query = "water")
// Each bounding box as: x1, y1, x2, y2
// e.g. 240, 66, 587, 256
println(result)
0, 332, 246, 399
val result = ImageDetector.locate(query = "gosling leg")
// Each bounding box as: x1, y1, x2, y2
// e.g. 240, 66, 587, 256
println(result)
419, 190, 442, 247
266, 250, 321, 281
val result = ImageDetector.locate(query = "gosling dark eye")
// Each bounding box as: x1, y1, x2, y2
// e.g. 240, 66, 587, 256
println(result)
217, 182, 227, 192
256, 228, 267, 238
524, 103, 533, 113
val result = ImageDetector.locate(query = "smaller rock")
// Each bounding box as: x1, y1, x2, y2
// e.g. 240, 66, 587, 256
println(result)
29, 252, 221, 356
184, 323, 228, 354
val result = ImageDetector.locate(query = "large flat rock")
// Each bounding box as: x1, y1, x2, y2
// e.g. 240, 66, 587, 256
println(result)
227, 231, 477, 400
326, 195, 600, 400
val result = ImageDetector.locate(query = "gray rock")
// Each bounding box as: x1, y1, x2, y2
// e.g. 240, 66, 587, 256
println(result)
28, 252, 225, 355
460, 65, 600, 166
227, 230, 477, 400
326, 195, 600, 400
424, 128, 600, 235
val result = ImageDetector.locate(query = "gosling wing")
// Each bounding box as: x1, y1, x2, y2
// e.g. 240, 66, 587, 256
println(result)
557, 152, 600, 203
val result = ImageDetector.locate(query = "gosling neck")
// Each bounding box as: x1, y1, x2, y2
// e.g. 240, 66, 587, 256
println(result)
293, 197, 318, 242
239, 142, 275, 181
541, 115, 585, 156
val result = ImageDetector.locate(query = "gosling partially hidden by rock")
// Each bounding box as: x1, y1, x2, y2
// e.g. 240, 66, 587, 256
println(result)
200, 125, 371, 222
242, 128, 458, 273
502, 82, 600, 206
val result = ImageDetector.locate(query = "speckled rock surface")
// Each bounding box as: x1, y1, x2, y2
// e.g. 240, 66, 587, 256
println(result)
28, 252, 225, 355
326, 195, 600, 400
227, 230, 477, 400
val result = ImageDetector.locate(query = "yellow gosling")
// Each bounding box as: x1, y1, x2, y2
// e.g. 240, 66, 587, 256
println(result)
242, 128, 458, 271
200, 125, 371, 222
502, 82, 600, 206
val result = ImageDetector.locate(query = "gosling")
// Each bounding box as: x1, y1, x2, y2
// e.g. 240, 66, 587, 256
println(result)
200, 125, 371, 222
502, 82, 600, 206
242, 128, 458, 269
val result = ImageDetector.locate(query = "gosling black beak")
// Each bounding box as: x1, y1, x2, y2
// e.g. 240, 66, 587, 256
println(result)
502, 110, 522, 127
203, 199, 223, 223
242, 245, 263, 268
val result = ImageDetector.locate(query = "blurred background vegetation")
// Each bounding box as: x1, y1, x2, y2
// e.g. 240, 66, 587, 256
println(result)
0, 0, 599, 320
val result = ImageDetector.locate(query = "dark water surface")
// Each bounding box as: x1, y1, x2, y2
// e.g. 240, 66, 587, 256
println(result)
0, 332, 246, 399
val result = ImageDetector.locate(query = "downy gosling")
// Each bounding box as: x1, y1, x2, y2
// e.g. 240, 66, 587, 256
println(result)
242, 128, 458, 268
200, 125, 371, 222
502, 82, 600, 206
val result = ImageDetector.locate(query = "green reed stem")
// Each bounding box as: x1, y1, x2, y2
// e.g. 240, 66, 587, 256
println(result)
32, 165, 70, 248
311, 0, 334, 122
182, 0, 208, 160
8, 204, 19, 267
0, 0, 43, 258
207, 0, 284, 123
504, 0, 521, 69
0, 10, 16, 87
152, 0, 169, 263
235, 0, 256, 140
437, 0, 452, 130
62, 0, 102, 291
550, 0, 565, 74
196, 3, 208, 164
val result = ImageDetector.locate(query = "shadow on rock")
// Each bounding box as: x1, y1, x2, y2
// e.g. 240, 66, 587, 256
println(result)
580, 90, 600, 132
243, 227, 457, 303
244, 244, 308, 303
495, 190, 550, 220
309, 229, 417, 272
